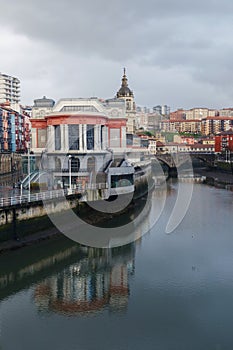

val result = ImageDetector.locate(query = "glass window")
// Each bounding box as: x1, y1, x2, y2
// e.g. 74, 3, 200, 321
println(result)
68, 125, 79, 150
109, 129, 120, 148
55, 125, 61, 150
87, 125, 94, 150
38, 129, 47, 148
71, 158, 80, 172
61, 105, 98, 112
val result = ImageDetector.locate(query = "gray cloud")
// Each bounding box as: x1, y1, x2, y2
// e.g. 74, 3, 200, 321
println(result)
0, 0, 233, 109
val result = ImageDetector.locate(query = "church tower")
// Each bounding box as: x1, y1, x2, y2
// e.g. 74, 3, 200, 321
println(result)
116, 68, 136, 134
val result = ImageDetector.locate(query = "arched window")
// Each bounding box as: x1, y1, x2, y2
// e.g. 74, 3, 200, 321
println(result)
55, 157, 61, 170
87, 157, 96, 172
71, 158, 80, 172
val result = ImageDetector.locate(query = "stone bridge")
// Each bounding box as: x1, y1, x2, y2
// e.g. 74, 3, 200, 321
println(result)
153, 153, 216, 169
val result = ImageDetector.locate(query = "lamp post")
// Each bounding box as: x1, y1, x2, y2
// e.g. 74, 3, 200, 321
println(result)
20, 181, 23, 197
68, 155, 72, 194
28, 142, 31, 201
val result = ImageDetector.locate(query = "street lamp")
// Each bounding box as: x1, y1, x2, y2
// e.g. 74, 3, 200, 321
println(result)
28, 142, 31, 201
20, 181, 23, 197
68, 155, 72, 194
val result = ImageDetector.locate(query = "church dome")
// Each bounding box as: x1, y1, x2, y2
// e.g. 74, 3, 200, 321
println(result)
33, 96, 55, 108
116, 69, 134, 98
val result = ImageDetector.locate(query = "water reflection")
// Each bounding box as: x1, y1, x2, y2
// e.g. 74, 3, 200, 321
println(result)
0, 183, 169, 319
0, 237, 138, 316
34, 245, 136, 316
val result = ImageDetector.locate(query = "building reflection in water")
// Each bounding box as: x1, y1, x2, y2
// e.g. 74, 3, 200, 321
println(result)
33, 188, 160, 316
34, 245, 136, 316
0, 185, 168, 315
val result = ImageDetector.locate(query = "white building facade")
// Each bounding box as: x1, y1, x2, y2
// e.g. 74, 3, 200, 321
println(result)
30, 97, 136, 198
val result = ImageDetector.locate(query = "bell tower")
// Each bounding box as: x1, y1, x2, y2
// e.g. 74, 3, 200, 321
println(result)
116, 68, 136, 134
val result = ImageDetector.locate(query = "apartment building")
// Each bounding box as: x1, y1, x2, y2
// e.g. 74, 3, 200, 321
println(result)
0, 105, 30, 153
201, 117, 233, 136
170, 109, 186, 121
185, 108, 217, 120
215, 130, 233, 152
160, 119, 201, 134
0, 73, 20, 104
218, 108, 233, 117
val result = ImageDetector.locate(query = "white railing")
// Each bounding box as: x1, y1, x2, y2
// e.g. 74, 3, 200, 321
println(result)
0, 189, 67, 208
0, 183, 109, 208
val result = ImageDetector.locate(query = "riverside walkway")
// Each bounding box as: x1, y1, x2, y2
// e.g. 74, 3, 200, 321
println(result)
0, 188, 82, 209
0, 189, 68, 208
0, 181, 108, 209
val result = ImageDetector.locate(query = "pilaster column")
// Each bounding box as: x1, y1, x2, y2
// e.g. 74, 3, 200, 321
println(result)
63, 125, 69, 152
103, 126, 108, 149
121, 126, 126, 148
94, 125, 100, 151
83, 124, 87, 151
79, 124, 83, 151
31, 128, 37, 149
46, 126, 54, 151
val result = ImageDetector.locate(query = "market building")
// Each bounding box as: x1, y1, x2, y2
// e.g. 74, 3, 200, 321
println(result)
30, 97, 137, 194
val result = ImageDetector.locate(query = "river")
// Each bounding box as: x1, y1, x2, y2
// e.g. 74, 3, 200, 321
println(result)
0, 180, 233, 350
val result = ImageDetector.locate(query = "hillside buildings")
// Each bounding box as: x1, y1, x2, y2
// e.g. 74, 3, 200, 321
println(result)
161, 107, 233, 136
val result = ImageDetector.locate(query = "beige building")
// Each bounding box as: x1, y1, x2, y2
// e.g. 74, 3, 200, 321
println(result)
201, 117, 233, 135
155, 133, 166, 143
157, 142, 214, 154
160, 119, 201, 134
218, 108, 233, 117
148, 139, 157, 154
185, 108, 217, 120
31, 96, 55, 119
137, 111, 148, 130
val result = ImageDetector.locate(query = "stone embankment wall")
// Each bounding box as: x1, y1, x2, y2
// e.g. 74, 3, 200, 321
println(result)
0, 196, 78, 226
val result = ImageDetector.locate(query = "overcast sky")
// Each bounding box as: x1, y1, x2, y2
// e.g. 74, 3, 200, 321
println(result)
1, 0, 233, 110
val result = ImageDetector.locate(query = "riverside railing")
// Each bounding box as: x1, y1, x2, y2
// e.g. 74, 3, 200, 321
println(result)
0, 189, 67, 208
0, 183, 108, 208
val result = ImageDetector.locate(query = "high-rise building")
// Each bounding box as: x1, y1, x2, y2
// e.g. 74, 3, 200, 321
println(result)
153, 105, 170, 116
0, 73, 20, 104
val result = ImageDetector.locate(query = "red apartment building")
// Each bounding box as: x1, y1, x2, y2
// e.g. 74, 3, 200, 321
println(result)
215, 130, 233, 153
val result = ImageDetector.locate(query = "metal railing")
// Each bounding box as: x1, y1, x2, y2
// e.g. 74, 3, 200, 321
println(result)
0, 189, 66, 208
0, 183, 109, 208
